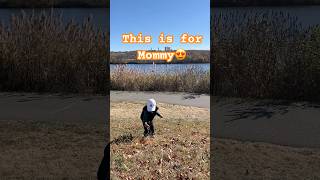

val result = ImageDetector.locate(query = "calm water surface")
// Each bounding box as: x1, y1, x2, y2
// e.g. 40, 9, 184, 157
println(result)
110, 64, 210, 73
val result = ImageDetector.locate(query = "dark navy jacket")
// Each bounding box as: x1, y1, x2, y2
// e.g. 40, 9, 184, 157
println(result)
140, 105, 162, 122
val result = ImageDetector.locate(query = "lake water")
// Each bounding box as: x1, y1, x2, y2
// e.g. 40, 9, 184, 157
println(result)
110, 64, 210, 73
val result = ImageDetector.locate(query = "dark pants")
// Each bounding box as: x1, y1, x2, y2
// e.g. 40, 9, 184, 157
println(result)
143, 120, 154, 136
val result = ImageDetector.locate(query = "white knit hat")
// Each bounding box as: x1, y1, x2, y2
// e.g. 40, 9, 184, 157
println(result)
147, 98, 156, 112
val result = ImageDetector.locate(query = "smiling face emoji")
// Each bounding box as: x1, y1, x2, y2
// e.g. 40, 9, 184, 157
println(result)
175, 49, 186, 60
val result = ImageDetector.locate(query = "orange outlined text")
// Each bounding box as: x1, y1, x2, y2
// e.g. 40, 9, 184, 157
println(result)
122, 32, 152, 44
122, 32, 203, 44
180, 33, 203, 44
136, 50, 176, 62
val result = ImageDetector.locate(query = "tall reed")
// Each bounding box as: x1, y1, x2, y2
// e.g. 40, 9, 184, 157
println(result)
111, 65, 209, 93
0, 10, 109, 94
0, 0, 107, 8
212, 11, 320, 101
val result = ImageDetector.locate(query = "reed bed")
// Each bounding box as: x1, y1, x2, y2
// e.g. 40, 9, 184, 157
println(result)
0, 0, 108, 8
213, 0, 320, 7
212, 11, 320, 101
0, 10, 108, 94
111, 65, 210, 94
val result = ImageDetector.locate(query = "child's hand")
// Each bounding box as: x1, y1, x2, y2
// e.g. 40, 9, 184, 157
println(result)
144, 123, 150, 129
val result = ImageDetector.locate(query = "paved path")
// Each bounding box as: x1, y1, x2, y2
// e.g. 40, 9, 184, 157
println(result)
212, 97, 320, 148
0, 92, 108, 123
1, 91, 320, 148
0, 91, 209, 123
110, 91, 210, 109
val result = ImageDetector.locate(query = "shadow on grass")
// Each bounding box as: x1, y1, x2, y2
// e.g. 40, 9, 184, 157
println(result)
97, 133, 134, 180
214, 97, 320, 123
226, 100, 320, 123
224, 100, 291, 123
112, 133, 134, 145
97, 143, 110, 180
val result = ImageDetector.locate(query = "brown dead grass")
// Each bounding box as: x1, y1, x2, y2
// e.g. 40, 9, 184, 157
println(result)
213, 139, 320, 180
110, 102, 210, 179
3, 101, 319, 179
111, 65, 210, 94
0, 120, 106, 179
111, 101, 320, 180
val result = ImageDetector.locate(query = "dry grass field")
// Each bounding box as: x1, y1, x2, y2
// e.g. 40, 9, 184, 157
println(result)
110, 102, 210, 179
213, 139, 320, 179
0, 120, 106, 179
111, 101, 320, 180
1, 101, 320, 179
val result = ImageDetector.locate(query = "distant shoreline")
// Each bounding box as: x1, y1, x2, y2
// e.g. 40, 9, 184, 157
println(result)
110, 50, 210, 64
110, 62, 210, 64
